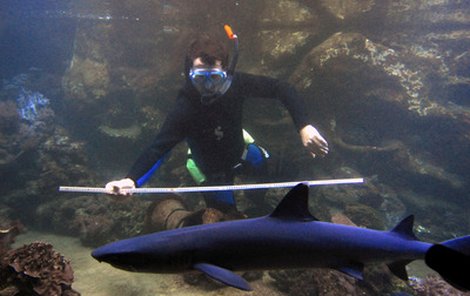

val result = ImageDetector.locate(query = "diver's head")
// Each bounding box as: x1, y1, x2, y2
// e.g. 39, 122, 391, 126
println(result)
189, 57, 231, 105
186, 37, 231, 105
185, 29, 238, 105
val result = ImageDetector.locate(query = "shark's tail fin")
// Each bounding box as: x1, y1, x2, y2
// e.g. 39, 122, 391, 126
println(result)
425, 235, 470, 291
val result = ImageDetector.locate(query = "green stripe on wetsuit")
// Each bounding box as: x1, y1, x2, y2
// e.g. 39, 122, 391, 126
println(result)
186, 129, 256, 184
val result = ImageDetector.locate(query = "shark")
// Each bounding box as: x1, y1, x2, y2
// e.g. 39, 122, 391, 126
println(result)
92, 184, 469, 291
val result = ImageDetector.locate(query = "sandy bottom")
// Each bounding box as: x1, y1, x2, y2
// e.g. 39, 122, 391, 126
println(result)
13, 231, 282, 296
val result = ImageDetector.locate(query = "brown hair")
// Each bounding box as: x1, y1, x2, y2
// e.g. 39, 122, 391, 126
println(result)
187, 36, 229, 68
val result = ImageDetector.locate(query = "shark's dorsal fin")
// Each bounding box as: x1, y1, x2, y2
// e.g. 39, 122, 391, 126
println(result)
390, 215, 417, 240
269, 183, 318, 221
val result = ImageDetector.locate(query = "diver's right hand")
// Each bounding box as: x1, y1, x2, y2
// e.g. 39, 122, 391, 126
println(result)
105, 178, 136, 195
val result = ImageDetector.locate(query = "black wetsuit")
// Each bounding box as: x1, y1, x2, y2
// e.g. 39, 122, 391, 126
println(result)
126, 72, 310, 211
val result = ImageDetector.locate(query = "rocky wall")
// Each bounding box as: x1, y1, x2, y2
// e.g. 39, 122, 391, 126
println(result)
57, 0, 470, 235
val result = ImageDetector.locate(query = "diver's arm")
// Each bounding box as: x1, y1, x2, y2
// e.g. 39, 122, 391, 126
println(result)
127, 114, 186, 185
238, 73, 328, 157
237, 73, 309, 129
105, 102, 187, 195
104, 130, 181, 195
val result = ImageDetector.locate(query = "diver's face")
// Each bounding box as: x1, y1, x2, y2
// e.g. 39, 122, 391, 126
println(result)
189, 58, 229, 103
192, 57, 222, 69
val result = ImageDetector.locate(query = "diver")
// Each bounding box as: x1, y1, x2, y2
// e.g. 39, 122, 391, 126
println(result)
105, 25, 329, 214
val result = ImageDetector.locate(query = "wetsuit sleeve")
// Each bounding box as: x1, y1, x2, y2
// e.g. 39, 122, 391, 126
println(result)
125, 103, 187, 187
237, 73, 310, 131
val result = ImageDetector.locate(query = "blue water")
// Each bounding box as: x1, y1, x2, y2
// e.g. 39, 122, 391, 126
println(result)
1, 1, 469, 295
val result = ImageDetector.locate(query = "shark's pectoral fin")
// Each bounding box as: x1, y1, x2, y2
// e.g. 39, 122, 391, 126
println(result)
338, 262, 364, 280
193, 263, 252, 291
387, 260, 412, 281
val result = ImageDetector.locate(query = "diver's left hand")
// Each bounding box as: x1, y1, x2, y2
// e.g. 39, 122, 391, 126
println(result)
300, 125, 329, 158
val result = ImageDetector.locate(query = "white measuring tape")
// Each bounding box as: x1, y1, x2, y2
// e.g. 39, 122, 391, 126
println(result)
59, 178, 364, 194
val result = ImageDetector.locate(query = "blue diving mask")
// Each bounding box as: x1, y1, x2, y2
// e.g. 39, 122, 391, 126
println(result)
189, 68, 232, 105
188, 25, 239, 105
